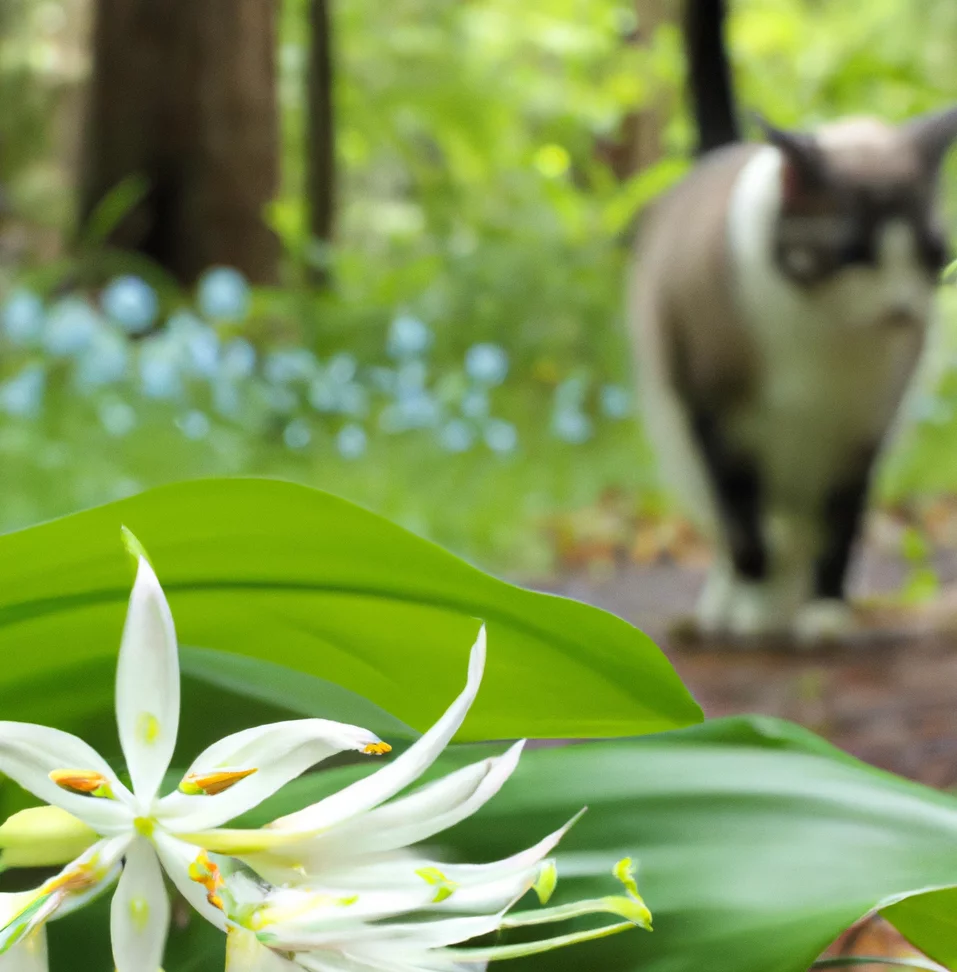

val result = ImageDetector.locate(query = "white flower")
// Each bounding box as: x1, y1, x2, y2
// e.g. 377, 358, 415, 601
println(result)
0, 552, 392, 972
188, 631, 651, 972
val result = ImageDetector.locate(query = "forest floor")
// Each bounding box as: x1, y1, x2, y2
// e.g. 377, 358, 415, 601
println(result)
541, 520, 957, 971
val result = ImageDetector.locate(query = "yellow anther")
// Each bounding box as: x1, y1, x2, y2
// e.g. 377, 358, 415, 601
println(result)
533, 860, 558, 905
49, 770, 113, 799
362, 741, 392, 756
178, 768, 258, 796
188, 851, 225, 911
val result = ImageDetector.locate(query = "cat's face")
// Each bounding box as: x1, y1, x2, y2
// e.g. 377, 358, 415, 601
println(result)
764, 112, 957, 328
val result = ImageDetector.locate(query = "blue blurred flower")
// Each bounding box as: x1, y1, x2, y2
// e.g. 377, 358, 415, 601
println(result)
460, 387, 489, 420
197, 267, 251, 322
439, 419, 475, 453
98, 399, 137, 437
338, 382, 369, 417
396, 359, 427, 392
386, 314, 433, 360
265, 348, 318, 385
552, 408, 593, 444
465, 343, 508, 386
75, 328, 130, 389
484, 418, 518, 454
177, 410, 211, 440
379, 389, 441, 433
308, 377, 337, 413
139, 337, 183, 399
44, 298, 99, 357
326, 352, 358, 385
167, 310, 220, 378
0, 364, 45, 418
101, 275, 159, 334
220, 338, 257, 380
283, 418, 312, 450
600, 384, 632, 420
387, 313, 432, 359
337, 423, 368, 460
399, 390, 441, 428
1, 289, 44, 345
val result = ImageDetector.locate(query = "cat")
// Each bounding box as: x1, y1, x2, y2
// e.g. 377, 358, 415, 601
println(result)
630, 2, 957, 639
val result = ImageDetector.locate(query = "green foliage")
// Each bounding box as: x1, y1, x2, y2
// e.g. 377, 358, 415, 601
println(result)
0, 477, 700, 740
884, 890, 957, 970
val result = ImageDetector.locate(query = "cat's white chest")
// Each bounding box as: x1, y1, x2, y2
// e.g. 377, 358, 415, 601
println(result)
727, 147, 931, 503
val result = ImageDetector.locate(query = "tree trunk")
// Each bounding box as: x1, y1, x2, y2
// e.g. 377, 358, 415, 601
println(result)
597, 0, 675, 180
80, 0, 280, 284
306, 0, 335, 285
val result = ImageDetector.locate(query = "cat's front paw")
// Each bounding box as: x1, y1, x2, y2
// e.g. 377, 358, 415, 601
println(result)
793, 598, 856, 645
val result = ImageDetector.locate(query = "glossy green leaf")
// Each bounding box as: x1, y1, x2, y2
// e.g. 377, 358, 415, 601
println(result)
180, 646, 420, 741
0, 478, 700, 739
884, 890, 957, 971
239, 716, 957, 972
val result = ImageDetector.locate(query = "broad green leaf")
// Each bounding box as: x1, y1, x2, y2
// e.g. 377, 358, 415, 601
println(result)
0, 478, 700, 739
240, 716, 957, 972
884, 890, 957, 971
180, 646, 420, 741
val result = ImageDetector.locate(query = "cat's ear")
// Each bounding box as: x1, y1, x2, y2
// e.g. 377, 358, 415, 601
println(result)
906, 105, 957, 174
753, 113, 826, 196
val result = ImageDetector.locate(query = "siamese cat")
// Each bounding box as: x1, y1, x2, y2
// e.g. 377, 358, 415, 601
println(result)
631, 5, 957, 639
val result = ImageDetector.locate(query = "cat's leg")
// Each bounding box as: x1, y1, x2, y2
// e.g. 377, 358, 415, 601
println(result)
689, 409, 788, 635
794, 445, 876, 641
720, 510, 816, 635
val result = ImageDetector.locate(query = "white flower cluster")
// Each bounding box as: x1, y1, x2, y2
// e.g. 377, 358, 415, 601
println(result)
0, 536, 649, 972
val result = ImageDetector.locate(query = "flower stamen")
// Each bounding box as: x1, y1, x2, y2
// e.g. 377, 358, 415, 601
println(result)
415, 866, 458, 903
179, 768, 258, 796
48, 769, 113, 799
188, 851, 226, 911
362, 742, 392, 756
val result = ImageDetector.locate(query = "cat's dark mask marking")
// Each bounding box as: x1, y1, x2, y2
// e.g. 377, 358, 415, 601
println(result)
755, 110, 957, 287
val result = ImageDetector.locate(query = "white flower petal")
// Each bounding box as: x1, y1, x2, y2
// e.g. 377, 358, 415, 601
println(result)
252, 885, 436, 930
0, 723, 133, 835
269, 628, 486, 834
270, 912, 503, 952
116, 557, 180, 805
50, 835, 129, 917
156, 719, 385, 833
434, 813, 578, 893
301, 743, 524, 864
110, 837, 170, 972
152, 832, 228, 931
0, 930, 47, 972
296, 950, 472, 972
226, 927, 299, 972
